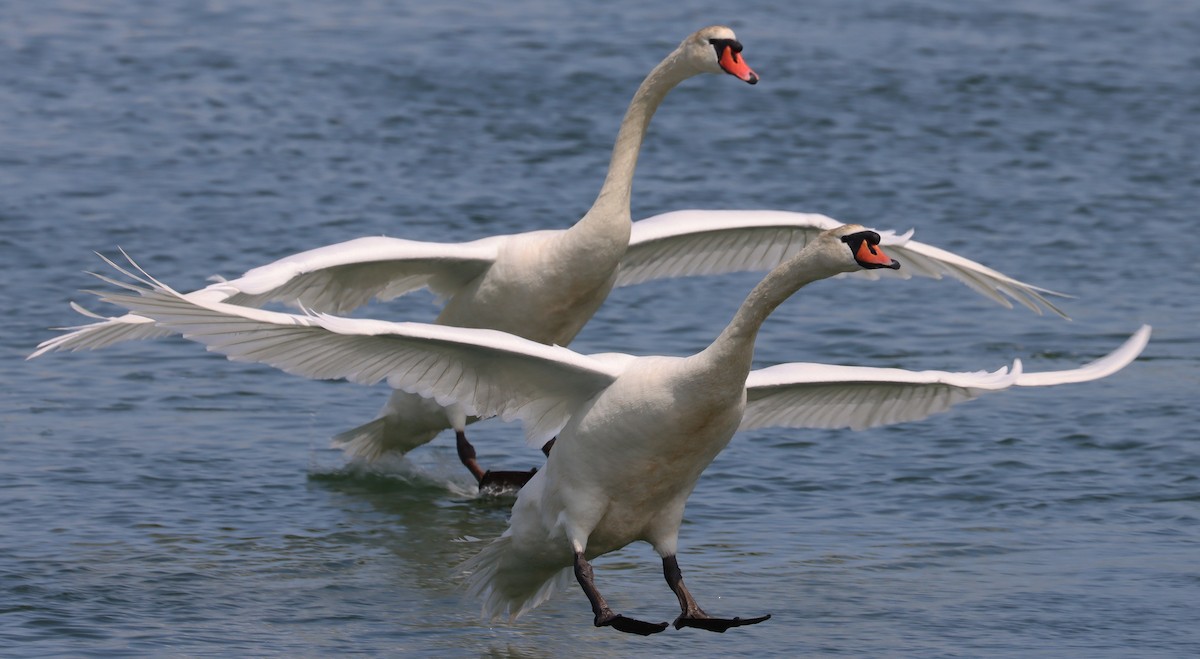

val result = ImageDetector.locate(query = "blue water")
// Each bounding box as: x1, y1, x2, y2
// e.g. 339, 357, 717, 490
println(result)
4, 0, 1199, 656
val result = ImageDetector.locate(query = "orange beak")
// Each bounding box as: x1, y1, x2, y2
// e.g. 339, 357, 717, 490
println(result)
718, 45, 758, 84
842, 230, 901, 270
855, 239, 899, 269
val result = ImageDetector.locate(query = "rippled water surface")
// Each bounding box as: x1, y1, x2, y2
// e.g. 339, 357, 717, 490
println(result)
4, 0, 1199, 656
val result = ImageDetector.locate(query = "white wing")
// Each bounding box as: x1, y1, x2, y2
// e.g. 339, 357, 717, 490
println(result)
30, 303, 173, 357
740, 325, 1149, 432
30, 235, 501, 358
32, 208, 1069, 359
621, 209, 1069, 317
220, 234, 502, 312
94, 259, 622, 448
1013, 325, 1151, 387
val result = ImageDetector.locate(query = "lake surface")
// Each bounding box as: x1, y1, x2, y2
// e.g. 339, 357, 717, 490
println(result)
3, 0, 1198, 656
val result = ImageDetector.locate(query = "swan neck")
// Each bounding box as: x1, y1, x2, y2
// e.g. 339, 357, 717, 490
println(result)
582, 50, 694, 224
702, 248, 841, 374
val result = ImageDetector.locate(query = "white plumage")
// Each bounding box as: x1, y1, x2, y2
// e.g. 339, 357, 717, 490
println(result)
93, 226, 1147, 633
29, 33, 1070, 473
32, 209, 1069, 465
31, 26, 763, 476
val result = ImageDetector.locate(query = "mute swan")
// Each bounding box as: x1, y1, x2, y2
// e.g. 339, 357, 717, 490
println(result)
32, 25, 759, 489
32, 211, 1067, 482
93, 227, 1148, 634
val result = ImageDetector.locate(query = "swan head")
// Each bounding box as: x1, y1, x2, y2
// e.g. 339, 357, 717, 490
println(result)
683, 26, 759, 84
827, 224, 902, 271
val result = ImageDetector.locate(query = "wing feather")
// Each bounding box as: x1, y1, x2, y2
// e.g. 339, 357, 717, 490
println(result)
224, 235, 501, 312
622, 209, 1068, 317
96, 257, 620, 448
29, 236, 501, 358
741, 326, 1149, 432
741, 362, 1020, 432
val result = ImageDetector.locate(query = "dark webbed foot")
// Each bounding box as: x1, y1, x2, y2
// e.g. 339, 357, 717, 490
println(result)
477, 468, 537, 493
674, 613, 771, 633
597, 612, 670, 636
460, 429, 542, 493
662, 554, 771, 633
574, 551, 667, 635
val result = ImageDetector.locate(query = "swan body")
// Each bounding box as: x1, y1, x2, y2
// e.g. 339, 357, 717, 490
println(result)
33, 27, 760, 478
94, 227, 1149, 632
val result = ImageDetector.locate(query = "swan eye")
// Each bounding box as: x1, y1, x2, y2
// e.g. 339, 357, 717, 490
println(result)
708, 38, 743, 54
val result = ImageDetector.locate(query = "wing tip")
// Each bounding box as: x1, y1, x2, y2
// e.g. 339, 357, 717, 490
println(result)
1015, 325, 1152, 387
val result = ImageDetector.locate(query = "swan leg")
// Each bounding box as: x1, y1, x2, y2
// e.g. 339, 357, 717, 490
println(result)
664, 555, 771, 633
574, 551, 669, 636
454, 430, 487, 484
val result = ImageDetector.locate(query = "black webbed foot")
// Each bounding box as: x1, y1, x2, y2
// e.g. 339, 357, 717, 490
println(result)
597, 612, 670, 636
574, 550, 668, 636
674, 613, 771, 633
477, 468, 537, 493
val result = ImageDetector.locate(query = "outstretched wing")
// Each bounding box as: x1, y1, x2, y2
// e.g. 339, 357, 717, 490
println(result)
30, 235, 501, 358
95, 257, 621, 448
740, 325, 1149, 431
221, 234, 501, 312
1011, 326, 1151, 387
621, 209, 1068, 317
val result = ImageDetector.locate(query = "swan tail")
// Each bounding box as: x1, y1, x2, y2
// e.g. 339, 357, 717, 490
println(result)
331, 390, 456, 459
462, 534, 571, 623
331, 417, 391, 460
331, 416, 441, 461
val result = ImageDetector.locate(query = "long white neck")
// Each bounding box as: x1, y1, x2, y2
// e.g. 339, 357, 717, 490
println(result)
699, 246, 849, 380
568, 49, 698, 247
